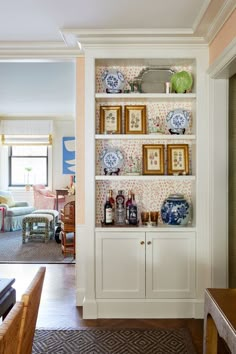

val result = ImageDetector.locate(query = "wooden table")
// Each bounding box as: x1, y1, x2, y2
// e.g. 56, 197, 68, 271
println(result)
203, 288, 236, 353
0, 278, 16, 320
55, 189, 68, 211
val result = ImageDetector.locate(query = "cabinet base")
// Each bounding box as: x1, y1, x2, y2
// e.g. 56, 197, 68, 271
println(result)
82, 298, 204, 319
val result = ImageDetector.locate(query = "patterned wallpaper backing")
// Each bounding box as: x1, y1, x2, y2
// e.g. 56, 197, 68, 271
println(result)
95, 64, 195, 225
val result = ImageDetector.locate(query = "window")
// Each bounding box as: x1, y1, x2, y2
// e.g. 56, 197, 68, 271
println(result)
9, 146, 48, 187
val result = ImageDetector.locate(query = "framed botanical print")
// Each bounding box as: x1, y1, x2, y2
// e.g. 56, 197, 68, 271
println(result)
124, 105, 146, 134
100, 105, 122, 134
143, 144, 165, 175
167, 144, 189, 175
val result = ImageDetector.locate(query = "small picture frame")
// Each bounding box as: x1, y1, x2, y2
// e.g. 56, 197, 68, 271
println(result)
143, 144, 165, 175
100, 106, 122, 134
167, 144, 189, 175
125, 105, 146, 134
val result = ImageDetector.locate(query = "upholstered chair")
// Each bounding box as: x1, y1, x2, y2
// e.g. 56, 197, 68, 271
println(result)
32, 184, 65, 211
0, 190, 35, 231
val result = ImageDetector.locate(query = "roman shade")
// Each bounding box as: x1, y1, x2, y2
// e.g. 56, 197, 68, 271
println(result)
0, 120, 53, 145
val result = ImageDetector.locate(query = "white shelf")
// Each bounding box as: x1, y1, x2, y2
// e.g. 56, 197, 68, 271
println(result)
95, 175, 196, 181
95, 93, 196, 101
95, 134, 196, 140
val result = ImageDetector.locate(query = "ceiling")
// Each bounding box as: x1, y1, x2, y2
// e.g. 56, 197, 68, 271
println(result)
0, 0, 234, 48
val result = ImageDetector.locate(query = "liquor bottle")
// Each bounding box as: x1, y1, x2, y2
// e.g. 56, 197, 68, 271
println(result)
116, 190, 125, 209
115, 190, 125, 225
109, 189, 115, 224
129, 193, 138, 225
126, 190, 132, 223
104, 192, 113, 225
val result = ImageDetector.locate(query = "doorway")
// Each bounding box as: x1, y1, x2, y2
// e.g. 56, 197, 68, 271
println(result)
228, 73, 236, 287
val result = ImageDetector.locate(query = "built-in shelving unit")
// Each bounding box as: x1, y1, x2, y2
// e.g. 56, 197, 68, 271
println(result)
80, 43, 210, 320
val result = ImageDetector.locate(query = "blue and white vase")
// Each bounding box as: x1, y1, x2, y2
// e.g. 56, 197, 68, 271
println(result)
101, 68, 125, 93
161, 193, 191, 226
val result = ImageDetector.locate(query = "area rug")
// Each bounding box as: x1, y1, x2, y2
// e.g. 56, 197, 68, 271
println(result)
33, 328, 197, 354
0, 231, 74, 264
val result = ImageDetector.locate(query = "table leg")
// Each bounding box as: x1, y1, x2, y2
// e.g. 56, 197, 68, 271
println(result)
204, 314, 218, 354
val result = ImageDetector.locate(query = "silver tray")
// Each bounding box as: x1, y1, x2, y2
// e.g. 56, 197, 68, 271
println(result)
134, 67, 175, 93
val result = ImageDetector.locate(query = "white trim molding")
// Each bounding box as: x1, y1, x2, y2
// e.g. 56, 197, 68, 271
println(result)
208, 37, 236, 79
206, 0, 236, 45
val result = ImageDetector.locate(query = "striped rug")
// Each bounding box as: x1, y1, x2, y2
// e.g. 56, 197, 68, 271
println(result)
33, 328, 197, 354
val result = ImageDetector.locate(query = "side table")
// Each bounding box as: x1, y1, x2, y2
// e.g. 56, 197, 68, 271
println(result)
203, 288, 236, 353
55, 189, 68, 211
0, 206, 5, 232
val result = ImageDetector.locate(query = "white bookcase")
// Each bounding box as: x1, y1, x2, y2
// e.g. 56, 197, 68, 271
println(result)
79, 44, 210, 319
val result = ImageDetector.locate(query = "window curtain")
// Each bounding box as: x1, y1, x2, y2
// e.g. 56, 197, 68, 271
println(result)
0, 120, 53, 145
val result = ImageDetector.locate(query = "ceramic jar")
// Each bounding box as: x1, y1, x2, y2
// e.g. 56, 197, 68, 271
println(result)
101, 68, 125, 93
161, 193, 191, 226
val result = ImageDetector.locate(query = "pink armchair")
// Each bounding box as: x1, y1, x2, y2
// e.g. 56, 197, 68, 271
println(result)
32, 184, 65, 211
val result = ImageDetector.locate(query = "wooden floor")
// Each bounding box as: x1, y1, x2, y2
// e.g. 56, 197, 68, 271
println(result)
0, 263, 204, 354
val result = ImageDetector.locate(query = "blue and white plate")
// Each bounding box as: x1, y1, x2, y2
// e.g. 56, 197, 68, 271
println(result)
166, 109, 190, 134
100, 148, 124, 172
101, 69, 125, 93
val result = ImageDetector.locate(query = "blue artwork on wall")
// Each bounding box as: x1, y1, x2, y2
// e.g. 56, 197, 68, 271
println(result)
63, 137, 76, 174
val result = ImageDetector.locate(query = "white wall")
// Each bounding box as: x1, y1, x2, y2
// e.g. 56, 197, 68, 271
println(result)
0, 61, 76, 194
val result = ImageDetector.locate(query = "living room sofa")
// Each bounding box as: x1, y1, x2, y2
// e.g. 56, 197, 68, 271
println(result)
0, 190, 35, 231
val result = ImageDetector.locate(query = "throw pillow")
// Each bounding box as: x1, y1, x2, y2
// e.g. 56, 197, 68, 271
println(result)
0, 194, 15, 207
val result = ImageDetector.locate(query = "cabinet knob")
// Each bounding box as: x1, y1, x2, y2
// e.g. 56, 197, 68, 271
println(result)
140, 241, 145, 245
147, 241, 152, 245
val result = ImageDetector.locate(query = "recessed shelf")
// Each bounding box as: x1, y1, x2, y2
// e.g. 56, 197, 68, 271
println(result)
95, 175, 196, 181
95, 93, 196, 101
95, 134, 196, 140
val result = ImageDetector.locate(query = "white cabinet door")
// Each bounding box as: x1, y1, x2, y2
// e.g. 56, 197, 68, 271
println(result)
96, 231, 146, 298
146, 232, 196, 299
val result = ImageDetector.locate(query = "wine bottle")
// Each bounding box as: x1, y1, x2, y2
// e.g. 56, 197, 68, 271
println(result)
109, 189, 115, 224
104, 192, 113, 225
129, 193, 138, 225
126, 190, 132, 223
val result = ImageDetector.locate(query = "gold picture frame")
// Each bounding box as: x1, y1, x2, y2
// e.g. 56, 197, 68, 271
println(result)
100, 106, 122, 134
124, 105, 146, 134
143, 144, 165, 175
167, 144, 189, 175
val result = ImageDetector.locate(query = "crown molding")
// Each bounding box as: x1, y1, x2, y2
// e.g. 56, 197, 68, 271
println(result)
192, 0, 211, 32
61, 28, 207, 48
207, 37, 236, 78
0, 41, 83, 60
206, 0, 236, 44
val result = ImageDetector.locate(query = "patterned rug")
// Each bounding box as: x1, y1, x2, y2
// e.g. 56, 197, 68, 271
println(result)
33, 328, 197, 354
0, 231, 74, 263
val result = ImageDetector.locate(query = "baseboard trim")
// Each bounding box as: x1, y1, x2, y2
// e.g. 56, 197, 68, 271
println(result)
82, 298, 204, 319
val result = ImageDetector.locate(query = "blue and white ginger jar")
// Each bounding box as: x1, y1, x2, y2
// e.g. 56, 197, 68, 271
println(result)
161, 193, 191, 226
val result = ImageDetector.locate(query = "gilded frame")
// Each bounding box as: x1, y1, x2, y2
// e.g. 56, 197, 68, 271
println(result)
124, 105, 146, 134
167, 144, 189, 175
142, 144, 165, 175
100, 105, 122, 134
